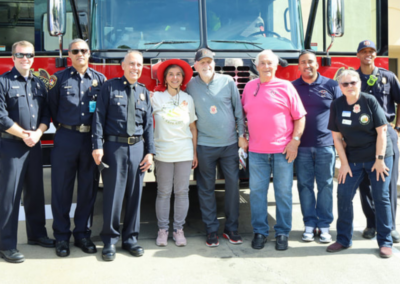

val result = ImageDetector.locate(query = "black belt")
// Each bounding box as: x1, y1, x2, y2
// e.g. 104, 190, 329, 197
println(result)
105, 135, 142, 145
60, 124, 91, 133
1, 133, 23, 141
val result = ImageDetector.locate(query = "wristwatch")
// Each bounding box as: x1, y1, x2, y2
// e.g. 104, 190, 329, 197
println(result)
376, 155, 384, 160
394, 126, 400, 133
293, 136, 300, 141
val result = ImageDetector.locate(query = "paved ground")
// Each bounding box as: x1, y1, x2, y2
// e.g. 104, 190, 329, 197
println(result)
1, 169, 400, 284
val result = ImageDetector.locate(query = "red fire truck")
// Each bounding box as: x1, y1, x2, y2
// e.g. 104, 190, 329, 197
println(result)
0, 0, 389, 178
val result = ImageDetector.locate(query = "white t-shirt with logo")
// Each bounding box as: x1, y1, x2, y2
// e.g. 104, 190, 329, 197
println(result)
152, 90, 197, 162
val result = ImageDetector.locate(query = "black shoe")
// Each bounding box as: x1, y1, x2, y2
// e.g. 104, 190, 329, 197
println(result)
102, 244, 116, 261
362, 228, 376, 239
391, 230, 400, 243
206, 232, 219, 247
275, 235, 288, 251
28, 236, 55, 248
251, 233, 267, 249
0, 249, 25, 263
55, 240, 70, 257
122, 243, 144, 257
74, 238, 97, 254
223, 230, 243, 245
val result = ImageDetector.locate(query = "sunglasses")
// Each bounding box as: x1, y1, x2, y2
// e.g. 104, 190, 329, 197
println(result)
71, 49, 89, 55
340, 81, 358, 87
14, 53, 34, 59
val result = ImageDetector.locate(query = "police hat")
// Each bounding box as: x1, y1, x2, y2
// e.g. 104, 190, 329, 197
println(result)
154, 59, 193, 92
357, 40, 377, 53
195, 48, 214, 61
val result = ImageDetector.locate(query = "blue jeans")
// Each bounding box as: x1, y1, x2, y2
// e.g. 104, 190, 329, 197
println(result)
249, 152, 293, 237
336, 157, 393, 248
295, 146, 335, 229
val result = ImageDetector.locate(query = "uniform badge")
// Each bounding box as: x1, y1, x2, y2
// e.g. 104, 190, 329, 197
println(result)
92, 79, 98, 87
319, 90, 327, 97
210, 105, 217, 114
382, 77, 387, 84
140, 93, 145, 101
359, 114, 370, 125
353, 104, 361, 113
49, 75, 57, 90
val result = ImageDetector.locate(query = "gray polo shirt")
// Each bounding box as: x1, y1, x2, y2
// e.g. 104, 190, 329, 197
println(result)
186, 73, 245, 147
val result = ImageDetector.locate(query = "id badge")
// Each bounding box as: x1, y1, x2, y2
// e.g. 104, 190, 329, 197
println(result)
89, 101, 96, 113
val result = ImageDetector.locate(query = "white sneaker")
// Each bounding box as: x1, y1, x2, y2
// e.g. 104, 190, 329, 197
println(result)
319, 232, 332, 243
302, 231, 314, 242
156, 229, 168, 246
173, 229, 187, 247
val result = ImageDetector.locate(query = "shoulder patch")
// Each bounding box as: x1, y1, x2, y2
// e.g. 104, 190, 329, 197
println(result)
49, 75, 58, 90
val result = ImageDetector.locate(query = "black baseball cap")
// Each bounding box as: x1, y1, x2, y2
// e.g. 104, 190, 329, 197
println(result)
195, 48, 214, 61
357, 40, 377, 53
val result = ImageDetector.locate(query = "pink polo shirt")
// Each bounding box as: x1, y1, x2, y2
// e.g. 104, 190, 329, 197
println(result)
241, 78, 306, 153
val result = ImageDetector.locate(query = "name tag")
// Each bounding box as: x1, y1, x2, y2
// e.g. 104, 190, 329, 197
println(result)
11, 86, 19, 89
342, 119, 352, 125
64, 86, 72, 89
115, 95, 124, 98
342, 111, 351, 117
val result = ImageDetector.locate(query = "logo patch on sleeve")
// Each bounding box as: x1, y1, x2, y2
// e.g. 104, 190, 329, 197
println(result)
49, 75, 57, 90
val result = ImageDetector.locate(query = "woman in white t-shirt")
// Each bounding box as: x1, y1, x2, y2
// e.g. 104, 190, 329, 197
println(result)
152, 59, 197, 247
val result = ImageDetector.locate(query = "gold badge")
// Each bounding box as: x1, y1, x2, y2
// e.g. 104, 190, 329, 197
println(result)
382, 77, 387, 84
140, 93, 145, 101
92, 79, 98, 87
49, 75, 57, 90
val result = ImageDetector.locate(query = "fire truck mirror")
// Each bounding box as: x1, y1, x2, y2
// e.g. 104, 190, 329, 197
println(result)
327, 0, 344, 38
48, 0, 67, 37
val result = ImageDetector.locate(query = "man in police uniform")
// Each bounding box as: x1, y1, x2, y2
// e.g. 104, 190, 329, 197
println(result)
48, 39, 107, 257
92, 50, 155, 261
356, 40, 400, 243
0, 41, 55, 263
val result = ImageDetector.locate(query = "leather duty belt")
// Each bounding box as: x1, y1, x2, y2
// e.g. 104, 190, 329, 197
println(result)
105, 135, 142, 145
60, 124, 91, 133
1, 132, 23, 141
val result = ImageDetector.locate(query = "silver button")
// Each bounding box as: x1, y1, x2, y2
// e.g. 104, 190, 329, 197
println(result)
32, 115, 35, 118
30, 104, 33, 107
67, 92, 70, 95
82, 113, 84, 116
142, 107, 144, 110
32, 126, 36, 129
117, 102, 120, 105
14, 75, 17, 78
81, 102, 84, 105
71, 72, 74, 75
81, 91, 84, 94
28, 94, 31, 96
81, 81, 84, 84
16, 94, 19, 97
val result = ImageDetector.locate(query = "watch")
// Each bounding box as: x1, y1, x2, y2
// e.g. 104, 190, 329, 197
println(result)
293, 136, 300, 141
376, 155, 384, 160
394, 126, 400, 132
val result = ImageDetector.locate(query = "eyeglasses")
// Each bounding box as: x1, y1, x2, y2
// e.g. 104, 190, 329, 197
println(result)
340, 81, 358, 87
71, 49, 89, 55
14, 53, 34, 59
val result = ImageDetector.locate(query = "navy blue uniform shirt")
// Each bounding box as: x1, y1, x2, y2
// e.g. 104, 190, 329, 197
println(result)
357, 67, 400, 122
92, 76, 155, 154
292, 73, 342, 147
48, 66, 107, 127
0, 67, 50, 132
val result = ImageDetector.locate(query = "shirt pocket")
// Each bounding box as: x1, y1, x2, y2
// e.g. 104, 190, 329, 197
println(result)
110, 95, 127, 120
7, 88, 26, 109
60, 86, 79, 107
135, 101, 147, 124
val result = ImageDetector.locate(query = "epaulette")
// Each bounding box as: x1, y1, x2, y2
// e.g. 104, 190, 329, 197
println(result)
137, 82, 146, 87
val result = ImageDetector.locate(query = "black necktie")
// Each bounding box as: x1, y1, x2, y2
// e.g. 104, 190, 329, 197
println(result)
127, 84, 136, 136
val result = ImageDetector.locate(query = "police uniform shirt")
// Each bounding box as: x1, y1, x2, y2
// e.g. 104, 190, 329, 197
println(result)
292, 73, 342, 147
0, 67, 50, 132
357, 67, 400, 122
328, 92, 393, 163
92, 76, 155, 154
48, 66, 107, 127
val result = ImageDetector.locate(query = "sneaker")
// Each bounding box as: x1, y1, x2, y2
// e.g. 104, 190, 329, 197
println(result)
206, 232, 219, 247
379, 247, 393, 258
362, 227, 376, 239
156, 229, 168, 246
222, 230, 243, 245
173, 229, 187, 247
326, 242, 349, 253
302, 231, 314, 242
319, 232, 332, 243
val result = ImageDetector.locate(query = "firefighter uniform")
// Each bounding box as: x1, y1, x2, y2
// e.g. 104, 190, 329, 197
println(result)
0, 67, 51, 251
48, 66, 106, 242
92, 76, 155, 247
357, 67, 400, 234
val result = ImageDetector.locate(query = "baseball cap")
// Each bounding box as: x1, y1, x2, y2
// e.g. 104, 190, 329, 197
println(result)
357, 40, 377, 53
195, 48, 214, 61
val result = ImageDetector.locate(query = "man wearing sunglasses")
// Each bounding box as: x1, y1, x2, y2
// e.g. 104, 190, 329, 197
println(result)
0, 41, 55, 263
48, 38, 107, 257
356, 40, 400, 243
292, 50, 341, 244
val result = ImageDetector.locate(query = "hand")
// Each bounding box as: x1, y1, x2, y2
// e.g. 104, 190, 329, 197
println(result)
282, 139, 300, 163
192, 153, 198, 169
338, 163, 353, 184
92, 149, 104, 165
22, 130, 42, 147
140, 154, 153, 172
371, 159, 390, 182
238, 137, 248, 152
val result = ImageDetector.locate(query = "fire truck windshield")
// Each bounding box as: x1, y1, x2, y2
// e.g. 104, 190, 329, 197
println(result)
206, 0, 303, 50
91, 0, 201, 50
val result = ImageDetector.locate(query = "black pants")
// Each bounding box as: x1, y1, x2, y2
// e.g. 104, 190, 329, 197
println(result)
0, 138, 48, 250
51, 127, 98, 241
100, 140, 144, 246
359, 126, 398, 230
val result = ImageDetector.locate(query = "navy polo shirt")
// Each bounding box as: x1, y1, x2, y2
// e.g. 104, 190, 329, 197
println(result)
292, 73, 342, 147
